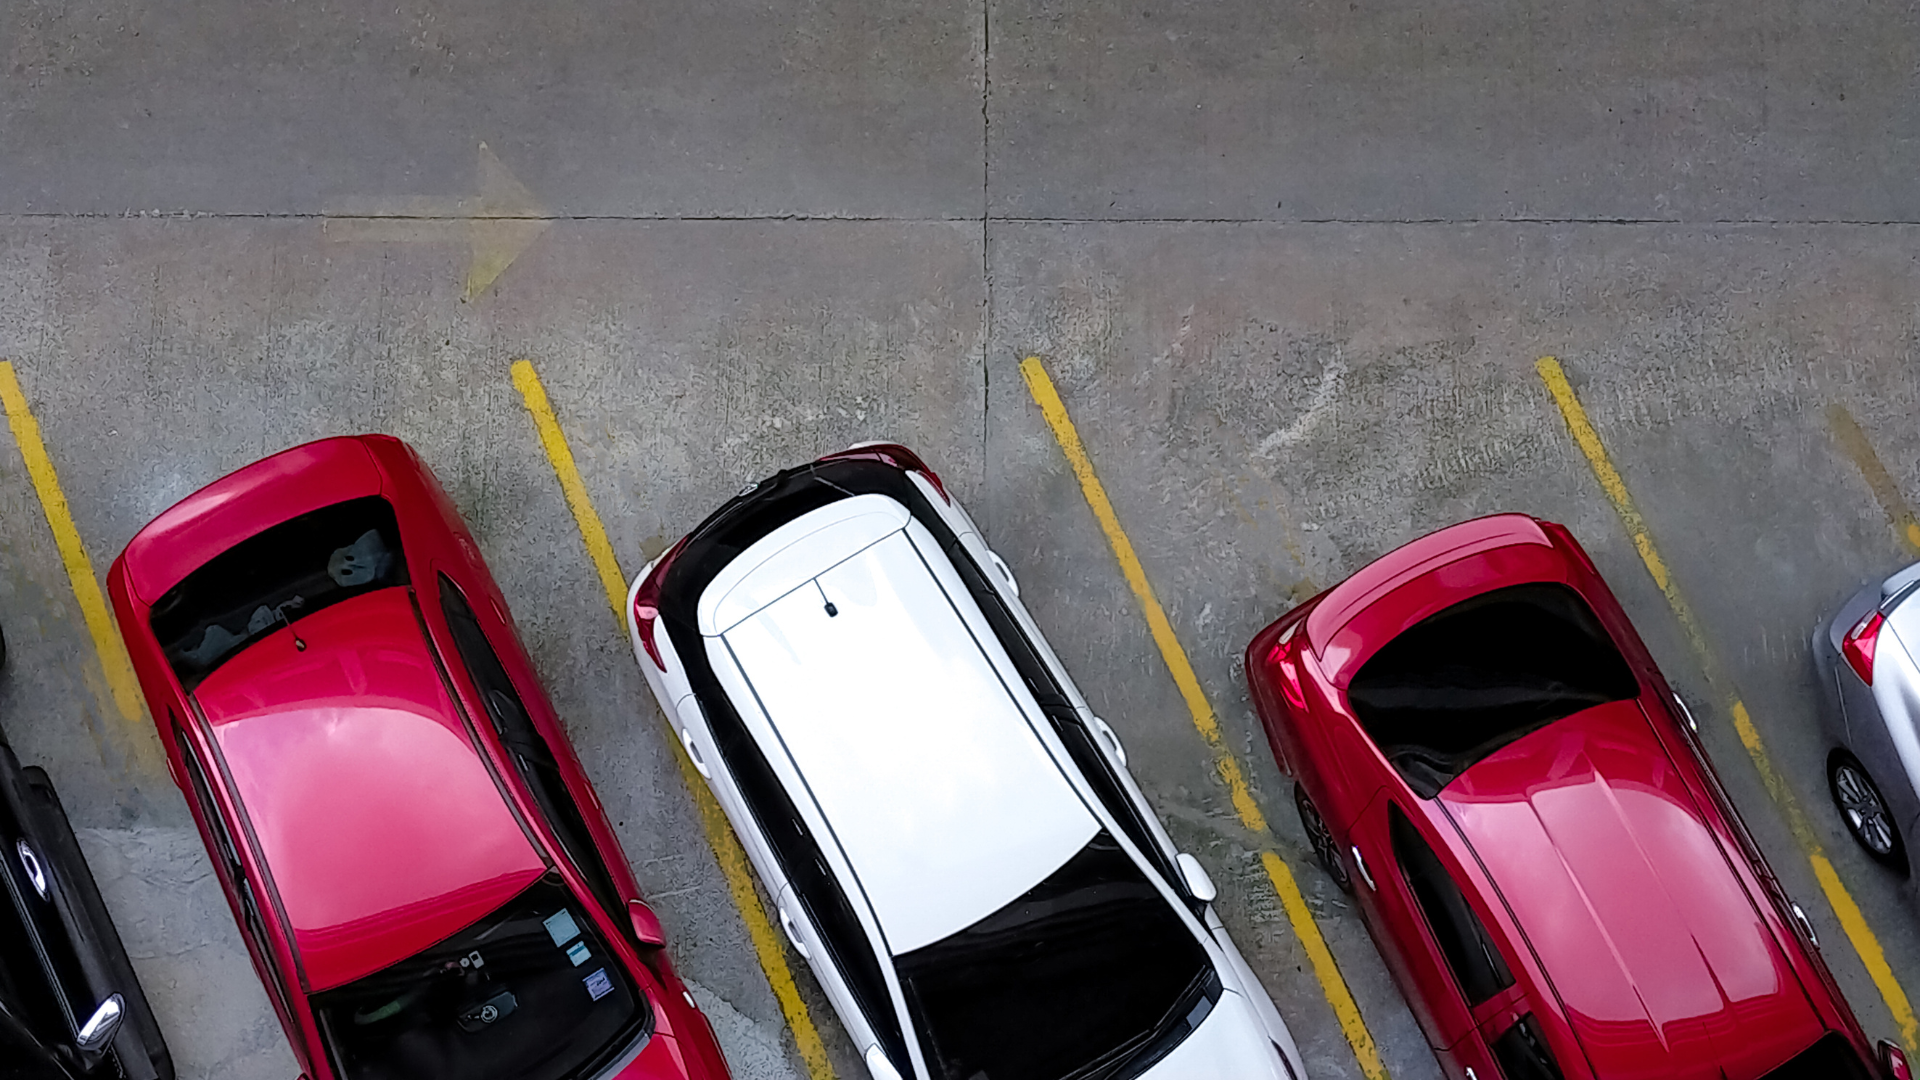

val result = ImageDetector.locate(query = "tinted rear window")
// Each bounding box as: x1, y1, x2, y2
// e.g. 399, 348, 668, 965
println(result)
312, 873, 647, 1080
1347, 582, 1637, 797
895, 832, 1213, 1080
1759, 1032, 1876, 1080
150, 497, 407, 688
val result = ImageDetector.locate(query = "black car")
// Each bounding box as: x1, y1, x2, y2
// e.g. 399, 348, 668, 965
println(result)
0, 627, 173, 1080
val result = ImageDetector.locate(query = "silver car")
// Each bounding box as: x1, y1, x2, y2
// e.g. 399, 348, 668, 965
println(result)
1815, 559, 1920, 876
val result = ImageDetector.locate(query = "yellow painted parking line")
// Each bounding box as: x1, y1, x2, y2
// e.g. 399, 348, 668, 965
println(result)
0, 361, 161, 773
1826, 403, 1920, 556
1536, 356, 1919, 1052
1022, 357, 1390, 1080
511, 360, 836, 1080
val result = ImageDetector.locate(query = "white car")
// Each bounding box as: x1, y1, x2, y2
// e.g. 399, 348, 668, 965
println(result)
625, 443, 1307, 1080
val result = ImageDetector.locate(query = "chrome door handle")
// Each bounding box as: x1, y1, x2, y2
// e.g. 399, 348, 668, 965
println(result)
1090, 716, 1127, 766
1674, 692, 1699, 733
778, 906, 810, 958
988, 550, 1020, 597
681, 730, 711, 779
1351, 846, 1376, 891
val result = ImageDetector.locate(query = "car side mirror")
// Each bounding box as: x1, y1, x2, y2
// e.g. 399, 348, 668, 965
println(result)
1176, 853, 1218, 904
74, 994, 124, 1053
628, 899, 668, 948
865, 1045, 906, 1080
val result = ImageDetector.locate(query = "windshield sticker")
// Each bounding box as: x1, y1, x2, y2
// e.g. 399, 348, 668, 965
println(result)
584, 967, 614, 1002
567, 941, 591, 967
544, 908, 582, 947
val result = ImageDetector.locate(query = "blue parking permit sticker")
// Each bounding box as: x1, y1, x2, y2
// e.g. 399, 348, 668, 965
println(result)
584, 968, 614, 1002
567, 941, 591, 967
543, 909, 581, 947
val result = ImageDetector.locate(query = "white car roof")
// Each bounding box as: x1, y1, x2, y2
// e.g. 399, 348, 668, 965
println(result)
707, 496, 1099, 955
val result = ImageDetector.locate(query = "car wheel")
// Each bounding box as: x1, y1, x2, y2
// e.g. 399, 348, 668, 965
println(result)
1294, 783, 1352, 894
1830, 753, 1910, 876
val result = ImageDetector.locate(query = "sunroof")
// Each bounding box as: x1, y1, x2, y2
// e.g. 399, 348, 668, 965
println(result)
1346, 582, 1639, 798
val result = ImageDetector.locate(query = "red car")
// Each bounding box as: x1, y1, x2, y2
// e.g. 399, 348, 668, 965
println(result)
1245, 514, 1909, 1080
107, 436, 730, 1080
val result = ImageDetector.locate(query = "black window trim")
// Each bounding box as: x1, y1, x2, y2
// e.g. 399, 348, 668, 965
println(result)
713, 633, 917, 1073
175, 720, 306, 1045
1387, 802, 1515, 1009
435, 574, 631, 935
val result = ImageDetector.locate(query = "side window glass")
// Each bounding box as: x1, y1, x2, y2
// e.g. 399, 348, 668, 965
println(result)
946, 541, 1179, 890
1045, 707, 1180, 888
1388, 805, 1513, 1006
1490, 1014, 1565, 1080
177, 730, 299, 1034
699, 670, 911, 1066
438, 576, 626, 925
945, 541, 1067, 710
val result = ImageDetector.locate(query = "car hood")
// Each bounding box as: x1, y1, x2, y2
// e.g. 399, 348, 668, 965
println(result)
1136, 991, 1292, 1080
1442, 699, 1824, 1080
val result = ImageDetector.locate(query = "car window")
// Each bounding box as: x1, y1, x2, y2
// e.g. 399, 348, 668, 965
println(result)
151, 497, 408, 688
177, 728, 301, 1042
1347, 582, 1639, 797
1489, 1014, 1565, 1080
312, 873, 647, 1080
1388, 805, 1513, 1007
438, 577, 625, 927
895, 831, 1215, 1080
944, 540, 1181, 886
1757, 1031, 1877, 1080
699, 668, 910, 1069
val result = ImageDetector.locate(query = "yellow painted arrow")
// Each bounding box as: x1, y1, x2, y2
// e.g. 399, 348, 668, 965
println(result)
324, 142, 550, 300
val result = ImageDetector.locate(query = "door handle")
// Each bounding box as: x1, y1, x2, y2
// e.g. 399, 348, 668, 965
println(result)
778, 905, 811, 959
681, 730, 711, 779
1350, 845, 1376, 891
1090, 716, 1127, 766
988, 550, 1020, 597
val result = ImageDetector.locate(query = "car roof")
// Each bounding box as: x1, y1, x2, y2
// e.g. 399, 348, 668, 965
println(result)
708, 495, 1099, 955
192, 586, 546, 992
1441, 699, 1825, 1080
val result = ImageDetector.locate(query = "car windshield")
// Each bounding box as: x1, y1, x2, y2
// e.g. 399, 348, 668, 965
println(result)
895, 832, 1214, 1080
1758, 1032, 1876, 1080
1346, 582, 1639, 798
311, 874, 648, 1080
149, 496, 408, 688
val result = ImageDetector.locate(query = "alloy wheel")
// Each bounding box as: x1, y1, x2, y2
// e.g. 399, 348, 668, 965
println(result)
1295, 784, 1352, 893
1830, 755, 1908, 874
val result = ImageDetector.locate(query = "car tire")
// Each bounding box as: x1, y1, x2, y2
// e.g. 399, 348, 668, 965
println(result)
1294, 783, 1352, 894
1829, 752, 1910, 877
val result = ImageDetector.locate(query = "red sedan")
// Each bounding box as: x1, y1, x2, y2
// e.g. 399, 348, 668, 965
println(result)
107, 436, 730, 1080
1246, 514, 1908, 1080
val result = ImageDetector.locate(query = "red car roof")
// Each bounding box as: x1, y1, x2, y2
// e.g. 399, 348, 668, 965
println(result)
1442, 694, 1825, 1079
193, 587, 546, 992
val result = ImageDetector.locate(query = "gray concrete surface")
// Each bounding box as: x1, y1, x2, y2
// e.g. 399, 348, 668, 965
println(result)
3, 2, 1920, 1079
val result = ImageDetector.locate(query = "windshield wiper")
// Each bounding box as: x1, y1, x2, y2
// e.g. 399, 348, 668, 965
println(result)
1058, 968, 1220, 1080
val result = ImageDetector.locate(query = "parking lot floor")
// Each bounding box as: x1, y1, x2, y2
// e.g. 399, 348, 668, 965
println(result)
5, 2, 1920, 1078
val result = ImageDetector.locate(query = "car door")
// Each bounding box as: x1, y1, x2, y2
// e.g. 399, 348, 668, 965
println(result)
1346, 793, 1516, 1080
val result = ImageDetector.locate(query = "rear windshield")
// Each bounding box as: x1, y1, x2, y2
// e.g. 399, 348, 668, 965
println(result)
312, 874, 648, 1080
1346, 582, 1638, 798
895, 832, 1214, 1080
149, 497, 407, 688
1759, 1032, 1876, 1080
